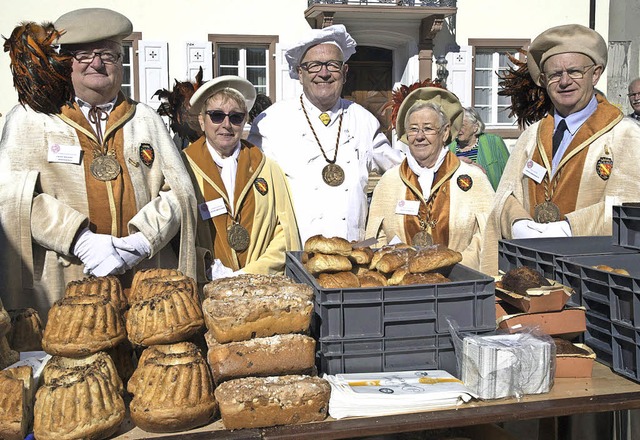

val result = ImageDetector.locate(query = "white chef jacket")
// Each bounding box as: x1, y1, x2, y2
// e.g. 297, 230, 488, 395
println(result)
248, 94, 404, 243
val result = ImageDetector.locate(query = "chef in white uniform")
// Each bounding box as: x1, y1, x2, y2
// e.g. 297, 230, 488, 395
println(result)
248, 25, 403, 244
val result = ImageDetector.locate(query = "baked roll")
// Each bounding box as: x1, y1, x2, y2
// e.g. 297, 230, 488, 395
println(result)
317, 271, 360, 288
304, 234, 353, 256
388, 265, 410, 286
305, 253, 352, 275
408, 245, 462, 273
349, 246, 374, 265
369, 243, 413, 270
376, 248, 417, 274
358, 270, 388, 287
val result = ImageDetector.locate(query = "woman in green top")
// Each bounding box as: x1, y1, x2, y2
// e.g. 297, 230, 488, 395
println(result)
448, 107, 510, 191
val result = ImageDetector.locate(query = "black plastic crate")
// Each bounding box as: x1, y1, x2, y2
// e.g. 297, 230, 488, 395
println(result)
612, 321, 640, 382
316, 334, 458, 376
613, 204, 640, 252
286, 251, 496, 340
498, 236, 635, 281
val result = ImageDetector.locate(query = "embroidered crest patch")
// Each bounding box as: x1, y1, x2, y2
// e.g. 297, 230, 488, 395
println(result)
457, 174, 473, 191
139, 143, 155, 167
596, 157, 613, 180
254, 177, 268, 195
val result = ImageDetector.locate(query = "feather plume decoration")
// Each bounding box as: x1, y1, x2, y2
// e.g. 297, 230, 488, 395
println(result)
497, 49, 552, 128
154, 67, 205, 142
382, 78, 445, 129
3, 21, 73, 114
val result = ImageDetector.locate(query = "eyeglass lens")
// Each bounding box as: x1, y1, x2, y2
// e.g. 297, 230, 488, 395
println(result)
301, 60, 343, 73
207, 110, 246, 125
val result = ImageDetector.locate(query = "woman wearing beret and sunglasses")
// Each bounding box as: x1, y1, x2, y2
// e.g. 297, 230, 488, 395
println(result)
183, 76, 300, 280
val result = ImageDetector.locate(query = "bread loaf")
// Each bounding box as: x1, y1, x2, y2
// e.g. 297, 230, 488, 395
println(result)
204, 274, 312, 301
205, 332, 316, 385
305, 253, 352, 275
349, 246, 374, 265
593, 265, 630, 276
376, 248, 417, 273
0, 299, 11, 338
358, 270, 388, 287
0, 366, 33, 440
304, 234, 353, 256
500, 266, 551, 295
387, 265, 410, 286
317, 271, 360, 288
408, 245, 462, 273
0, 337, 19, 370
400, 272, 450, 285
202, 292, 313, 343
7, 308, 43, 352
369, 243, 413, 270
215, 375, 331, 429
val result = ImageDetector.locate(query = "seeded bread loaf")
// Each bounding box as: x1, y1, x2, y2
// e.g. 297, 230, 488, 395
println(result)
204, 274, 312, 300
215, 375, 331, 429
205, 332, 316, 385
0, 366, 33, 440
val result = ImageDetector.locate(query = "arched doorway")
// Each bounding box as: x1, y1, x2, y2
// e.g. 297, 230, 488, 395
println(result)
342, 46, 394, 140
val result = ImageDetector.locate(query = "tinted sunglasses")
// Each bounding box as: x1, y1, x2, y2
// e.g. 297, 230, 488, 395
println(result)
205, 110, 246, 125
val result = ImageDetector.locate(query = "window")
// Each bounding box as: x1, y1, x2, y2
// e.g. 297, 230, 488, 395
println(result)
210, 35, 278, 100
121, 32, 142, 101
469, 39, 529, 134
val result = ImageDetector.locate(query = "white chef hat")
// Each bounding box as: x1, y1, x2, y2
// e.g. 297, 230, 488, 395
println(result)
285, 24, 357, 80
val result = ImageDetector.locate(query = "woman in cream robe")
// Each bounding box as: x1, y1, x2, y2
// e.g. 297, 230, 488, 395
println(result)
366, 87, 494, 271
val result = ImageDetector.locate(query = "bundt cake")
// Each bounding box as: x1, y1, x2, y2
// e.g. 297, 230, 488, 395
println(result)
34, 367, 124, 440
0, 366, 33, 440
42, 352, 123, 395
7, 308, 43, 352
129, 273, 197, 303
0, 298, 11, 337
65, 276, 126, 311
130, 268, 184, 301
126, 286, 204, 346
128, 342, 217, 432
42, 295, 126, 356
0, 336, 19, 370
215, 375, 331, 429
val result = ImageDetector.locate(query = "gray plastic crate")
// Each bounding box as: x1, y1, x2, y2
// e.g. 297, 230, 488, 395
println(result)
585, 311, 613, 367
316, 334, 458, 376
613, 204, 640, 252
612, 321, 640, 382
285, 251, 496, 340
498, 236, 635, 281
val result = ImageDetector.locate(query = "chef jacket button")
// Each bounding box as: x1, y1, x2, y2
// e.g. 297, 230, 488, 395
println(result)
342, 217, 346, 221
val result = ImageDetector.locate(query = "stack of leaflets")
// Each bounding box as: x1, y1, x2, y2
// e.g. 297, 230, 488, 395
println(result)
324, 370, 477, 419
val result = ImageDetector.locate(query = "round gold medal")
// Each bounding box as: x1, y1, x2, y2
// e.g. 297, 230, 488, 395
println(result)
534, 201, 561, 223
227, 223, 250, 252
412, 231, 433, 247
322, 163, 345, 187
90, 155, 121, 181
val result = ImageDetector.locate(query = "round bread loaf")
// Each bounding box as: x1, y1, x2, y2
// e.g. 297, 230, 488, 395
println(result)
304, 234, 353, 256
42, 296, 126, 356
7, 308, 43, 352
500, 266, 551, 295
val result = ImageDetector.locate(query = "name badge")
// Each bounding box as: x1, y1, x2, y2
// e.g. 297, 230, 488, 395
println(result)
47, 143, 82, 164
522, 159, 547, 184
395, 200, 420, 216
199, 198, 227, 220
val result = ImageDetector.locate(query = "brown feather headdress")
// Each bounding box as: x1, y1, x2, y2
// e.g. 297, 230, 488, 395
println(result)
3, 21, 74, 114
383, 78, 446, 129
153, 67, 205, 142
497, 49, 552, 128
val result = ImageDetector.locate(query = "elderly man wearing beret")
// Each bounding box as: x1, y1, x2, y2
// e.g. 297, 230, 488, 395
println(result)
248, 25, 403, 245
482, 24, 640, 276
0, 8, 198, 319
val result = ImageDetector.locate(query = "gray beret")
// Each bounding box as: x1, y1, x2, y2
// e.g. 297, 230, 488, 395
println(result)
527, 24, 607, 86
55, 8, 133, 45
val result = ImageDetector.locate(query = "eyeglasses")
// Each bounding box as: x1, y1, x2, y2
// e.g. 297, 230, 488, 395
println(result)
406, 126, 442, 138
628, 91, 640, 98
299, 60, 344, 74
205, 110, 246, 125
541, 64, 596, 84
72, 51, 122, 64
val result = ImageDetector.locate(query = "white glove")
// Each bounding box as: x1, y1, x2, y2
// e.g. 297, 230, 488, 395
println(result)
536, 220, 572, 237
72, 227, 128, 276
112, 232, 151, 271
511, 220, 545, 239
206, 259, 234, 280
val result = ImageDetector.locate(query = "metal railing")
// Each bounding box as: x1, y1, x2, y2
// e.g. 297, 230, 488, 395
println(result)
308, 0, 457, 6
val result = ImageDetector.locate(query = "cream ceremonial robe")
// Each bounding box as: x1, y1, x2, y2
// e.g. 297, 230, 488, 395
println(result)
185, 139, 301, 275
366, 153, 494, 271
482, 97, 640, 276
248, 94, 403, 243
0, 102, 199, 320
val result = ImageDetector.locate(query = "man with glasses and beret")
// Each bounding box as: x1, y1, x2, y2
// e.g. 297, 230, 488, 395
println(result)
248, 25, 403, 244
483, 24, 640, 276
0, 8, 198, 319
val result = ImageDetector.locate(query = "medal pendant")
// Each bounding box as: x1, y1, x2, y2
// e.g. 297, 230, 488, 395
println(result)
322, 163, 345, 187
227, 223, 250, 252
412, 230, 433, 247
90, 155, 121, 181
534, 201, 561, 223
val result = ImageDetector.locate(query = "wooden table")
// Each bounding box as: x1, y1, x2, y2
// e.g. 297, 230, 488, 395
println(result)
115, 363, 640, 439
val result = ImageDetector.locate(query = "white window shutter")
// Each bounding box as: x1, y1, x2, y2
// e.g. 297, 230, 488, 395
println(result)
138, 41, 169, 107
276, 42, 302, 102
186, 41, 213, 82
446, 45, 472, 108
